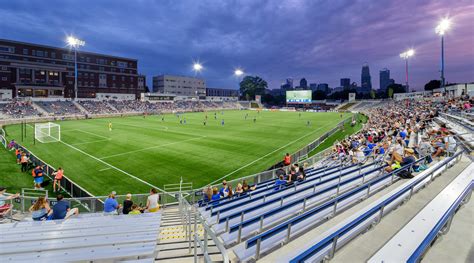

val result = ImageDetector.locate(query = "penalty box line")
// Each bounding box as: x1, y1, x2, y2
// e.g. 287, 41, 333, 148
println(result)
206, 124, 333, 187
59, 140, 168, 194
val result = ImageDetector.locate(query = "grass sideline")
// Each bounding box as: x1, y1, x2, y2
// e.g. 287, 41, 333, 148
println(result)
4, 110, 353, 195
308, 114, 368, 157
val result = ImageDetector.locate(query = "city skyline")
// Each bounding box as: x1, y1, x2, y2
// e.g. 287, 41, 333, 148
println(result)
1, 0, 473, 90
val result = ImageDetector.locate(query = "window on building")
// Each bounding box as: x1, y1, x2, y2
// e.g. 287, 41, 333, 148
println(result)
51, 52, 56, 58
121, 76, 125, 81
0, 46, 14, 53
36, 50, 44, 57
23, 48, 28, 55
1, 77, 7, 81
99, 66, 105, 71
117, 61, 127, 68
49, 72, 54, 76
62, 54, 74, 60
1, 66, 7, 71
54, 72, 58, 76
40, 71, 45, 75
112, 75, 116, 81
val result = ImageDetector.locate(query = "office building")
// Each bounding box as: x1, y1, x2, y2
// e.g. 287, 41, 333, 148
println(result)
361, 63, 372, 90
0, 39, 143, 99
379, 68, 390, 92
317, 83, 329, 93
340, 78, 351, 89
153, 75, 206, 98
299, 78, 308, 89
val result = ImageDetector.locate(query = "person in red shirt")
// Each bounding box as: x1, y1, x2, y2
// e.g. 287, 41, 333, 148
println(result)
52, 167, 64, 193
283, 153, 291, 166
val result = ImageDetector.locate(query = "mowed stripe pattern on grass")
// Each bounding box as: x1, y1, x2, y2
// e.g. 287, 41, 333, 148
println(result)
4, 110, 351, 195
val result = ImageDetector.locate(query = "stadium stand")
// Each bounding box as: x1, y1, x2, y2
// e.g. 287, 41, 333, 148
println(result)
0, 212, 161, 262
0, 94, 472, 262
36, 101, 84, 116
0, 100, 42, 118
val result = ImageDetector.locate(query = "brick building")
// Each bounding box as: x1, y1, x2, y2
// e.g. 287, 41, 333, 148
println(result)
0, 39, 144, 99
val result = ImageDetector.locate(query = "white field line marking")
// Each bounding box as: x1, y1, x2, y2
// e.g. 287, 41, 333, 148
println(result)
99, 136, 207, 160
71, 139, 111, 146
99, 167, 112, 172
207, 124, 332, 186
59, 140, 167, 193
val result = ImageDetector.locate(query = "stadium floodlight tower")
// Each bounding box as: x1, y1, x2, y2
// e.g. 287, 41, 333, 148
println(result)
399, 49, 415, 91
66, 36, 85, 100
234, 68, 245, 88
193, 62, 203, 73
435, 18, 451, 89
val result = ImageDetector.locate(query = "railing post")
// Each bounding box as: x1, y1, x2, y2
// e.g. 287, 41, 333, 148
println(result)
237, 225, 243, 243
333, 200, 338, 216
216, 211, 220, 223
188, 207, 192, 253
329, 235, 339, 259
255, 238, 262, 260
225, 218, 230, 232
366, 184, 371, 197
259, 215, 264, 231
302, 198, 307, 211
286, 223, 292, 243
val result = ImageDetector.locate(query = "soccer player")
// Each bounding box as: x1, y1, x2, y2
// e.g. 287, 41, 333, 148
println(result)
203, 120, 207, 126
253, 117, 256, 123
162, 116, 165, 122
108, 122, 113, 131
307, 120, 311, 126
221, 119, 225, 126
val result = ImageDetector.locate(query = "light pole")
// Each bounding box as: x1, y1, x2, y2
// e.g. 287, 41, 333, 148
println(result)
192, 62, 203, 99
66, 36, 85, 100
435, 18, 451, 89
399, 49, 415, 91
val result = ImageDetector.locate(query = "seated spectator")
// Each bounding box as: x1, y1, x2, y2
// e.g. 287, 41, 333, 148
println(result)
129, 204, 142, 215
0, 187, 20, 215
145, 188, 159, 213
242, 180, 256, 192
234, 183, 244, 195
287, 167, 298, 183
29, 196, 51, 221
274, 175, 287, 190
297, 167, 306, 181
122, 193, 133, 215
202, 186, 212, 203
104, 191, 121, 215
50, 194, 78, 220
219, 180, 229, 197
211, 187, 220, 202
227, 184, 234, 199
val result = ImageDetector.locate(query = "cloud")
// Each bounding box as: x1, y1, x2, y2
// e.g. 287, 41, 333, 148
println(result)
0, 0, 472, 90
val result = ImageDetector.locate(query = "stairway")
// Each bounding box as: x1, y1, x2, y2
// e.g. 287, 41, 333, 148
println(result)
31, 101, 49, 116
72, 100, 89, 114
156, 206, 223, 263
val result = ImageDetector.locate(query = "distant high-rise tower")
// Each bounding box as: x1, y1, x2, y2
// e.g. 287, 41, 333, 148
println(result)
340, 78, 351, 89
299, 78, 308, 89
379, 68, 390, 92
361, 63, 372, 91
286, 78, 293, 89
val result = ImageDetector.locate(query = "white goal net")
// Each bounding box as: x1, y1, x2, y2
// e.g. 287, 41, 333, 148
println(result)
35, 122, 61, 143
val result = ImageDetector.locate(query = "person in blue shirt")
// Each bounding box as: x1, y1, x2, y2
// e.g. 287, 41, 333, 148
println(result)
211, 188, 220, 204
50, 194, 78, 220
219, 180, 229, 198
274, 175, 287, 190
104, 191, 121, 215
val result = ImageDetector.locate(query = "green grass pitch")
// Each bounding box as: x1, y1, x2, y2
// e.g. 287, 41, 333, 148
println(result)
3, 110, 352, 195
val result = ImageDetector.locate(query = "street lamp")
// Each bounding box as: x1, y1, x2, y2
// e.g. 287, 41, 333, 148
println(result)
435, 18, 451, 89
66, 36, 85, 100
399, 49, 415, 91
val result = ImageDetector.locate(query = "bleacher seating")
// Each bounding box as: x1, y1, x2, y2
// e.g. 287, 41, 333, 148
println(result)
0, 212, 161, 262
0, 101, 42, 118
368, 162, 473, 263
37, 101, 83, 115
268, 152, 461, 263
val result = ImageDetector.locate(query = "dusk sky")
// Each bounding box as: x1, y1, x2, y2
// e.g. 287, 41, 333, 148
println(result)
1, 0, 473, 90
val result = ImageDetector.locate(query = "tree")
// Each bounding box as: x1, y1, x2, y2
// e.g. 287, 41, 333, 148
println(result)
387, 83, 405, 98
424, 80, 441, 91
388, 87, 394, 98
312, 90, 326, 100
370, 89, 376, 99
239, 76, 268, 100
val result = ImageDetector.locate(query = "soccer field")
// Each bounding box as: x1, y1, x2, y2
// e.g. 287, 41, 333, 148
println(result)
4, 110, 352, 195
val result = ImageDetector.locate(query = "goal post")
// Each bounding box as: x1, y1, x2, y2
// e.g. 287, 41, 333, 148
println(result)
35, 122, 61, 143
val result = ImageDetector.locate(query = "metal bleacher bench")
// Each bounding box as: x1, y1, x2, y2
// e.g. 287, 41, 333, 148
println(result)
0, 212, 161, 262
282, 152, 461, 263
368, 162, 473, 263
